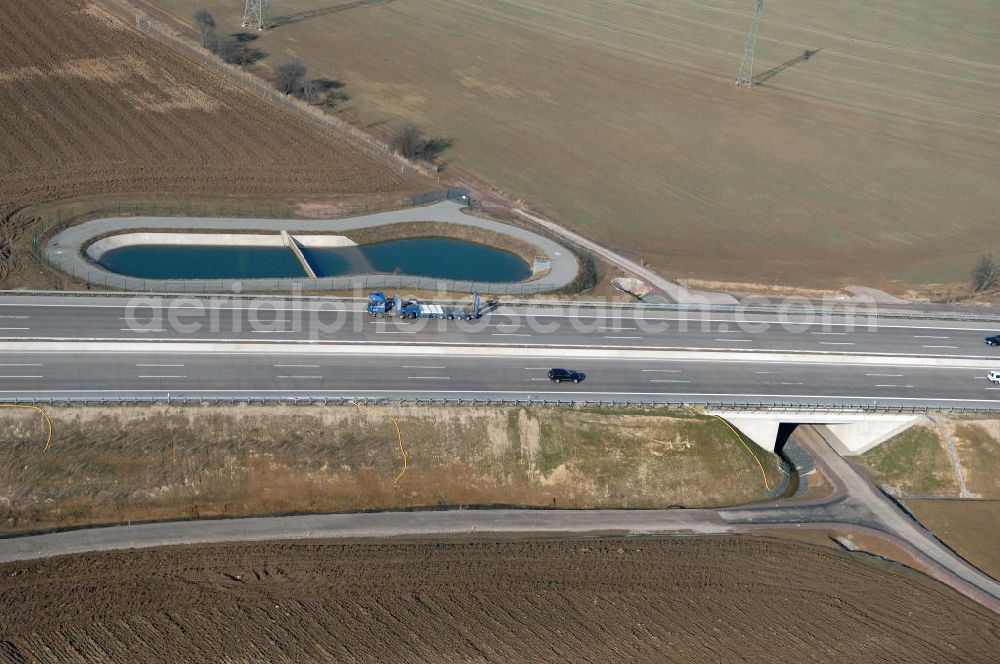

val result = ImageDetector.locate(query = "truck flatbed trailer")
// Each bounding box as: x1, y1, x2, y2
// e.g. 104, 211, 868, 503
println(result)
367, 292, 481, 320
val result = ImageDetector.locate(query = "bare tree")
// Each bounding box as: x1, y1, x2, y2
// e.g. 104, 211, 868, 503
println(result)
217, 37, 248, 65
273, 60, 307, 95
193, 9, 217, 49
302, 79, 320, 104
391, 124, 452, 163
971, 253, 999, 292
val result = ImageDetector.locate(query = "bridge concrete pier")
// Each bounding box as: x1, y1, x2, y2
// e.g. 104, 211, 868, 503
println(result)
709, 410, 924, 455
281, 230, 317, 278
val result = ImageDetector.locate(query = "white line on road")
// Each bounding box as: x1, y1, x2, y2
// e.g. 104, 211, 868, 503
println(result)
121, 328, 164, 333
781, 382, 804, 386
276, 375, 321, 379
922, 345, 958, 349
138, 375, 186, 379
650, 379, 690, 383
754, 371, 776, 374
0, 363, 41, 367
914, 335, 950, 339
874, 384, 899, 388
401, 365, 446, 369
377, 331, 416, 334
715, 338, 751, 342
523, 367, 550, 370
408, 376, 451, 380
136, 363, 184, 367
0, 376, 42, 379
598, 327, 637, 331
811, 332, 847, 335
492, 333, 531, 337
273, 364, 320, 368
0, 316, 28, 319
641, 369, 682, 373
0, 328, 29, 331
866, 373, 903, 377
529, 377, 551, 381
253, 330, 289, 334
819, 342, 855, 345
604, 336, 642, 340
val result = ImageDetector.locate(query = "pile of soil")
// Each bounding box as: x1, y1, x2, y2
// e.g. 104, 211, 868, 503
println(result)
0, 536, 996, 662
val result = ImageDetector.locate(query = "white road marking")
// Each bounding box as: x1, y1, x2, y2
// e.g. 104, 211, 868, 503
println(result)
377, 330, 416, 334
523, 367, 550, 370
754, 371, 776, 374
604, 336, 642, 340
402, 365, 446, 369
922, 345, 958, 349
714, 330, 743, 334
408, 376, 451, 380
811, 331, 847, 335
914, 335, 950, 339
276, 375, 321, 379
650, 379, 690, 383
529, 377, 551, 381
0, 375, 42, 379
716, 338, 751, 342
121, 328, 164, 333
866, 373, 903, 377
874, 384, 899, 388
641, 369, 682, 373
273, 364, 320, 368
493, 333, 531, 337
598, 326, 637, 331
0, 363, 41, 367
0, 316, 28, 319
136, 363, 184, 367
138, 375, 186, 379
0, 328, 29, 331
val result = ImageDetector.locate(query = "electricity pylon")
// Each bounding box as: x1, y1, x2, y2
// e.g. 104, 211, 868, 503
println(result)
736, 0, 764, 88
242, 0, 271, 31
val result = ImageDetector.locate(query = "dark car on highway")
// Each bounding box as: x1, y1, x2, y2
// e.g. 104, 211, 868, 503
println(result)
986, 335, 1000, 346
548, 368, 583, 383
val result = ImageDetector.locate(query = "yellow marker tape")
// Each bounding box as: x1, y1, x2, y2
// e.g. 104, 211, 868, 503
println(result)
0, 404, 53, 453
713, 415, 770, 492
351, 401, 408, 485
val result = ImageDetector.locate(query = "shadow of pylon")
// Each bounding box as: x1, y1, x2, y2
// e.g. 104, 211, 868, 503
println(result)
754, 48, 822, 86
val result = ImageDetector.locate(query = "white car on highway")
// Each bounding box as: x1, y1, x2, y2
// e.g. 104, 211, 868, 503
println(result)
988, 371, 1000, 384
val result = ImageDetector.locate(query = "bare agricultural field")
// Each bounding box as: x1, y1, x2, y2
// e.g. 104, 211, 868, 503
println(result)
906, 499, 1000, 582
0, 0, 425, 287
0, 537, 996, 663
138, 0, 1000, 293
0, 404, 780, 534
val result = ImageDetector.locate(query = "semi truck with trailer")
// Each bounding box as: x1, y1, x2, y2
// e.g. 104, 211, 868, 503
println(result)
367, 292, 482, 320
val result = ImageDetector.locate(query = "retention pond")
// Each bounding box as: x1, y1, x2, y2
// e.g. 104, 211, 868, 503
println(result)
95, 237, 533, 282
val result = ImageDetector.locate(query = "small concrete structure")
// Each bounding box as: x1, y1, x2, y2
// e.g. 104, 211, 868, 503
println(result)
708, 410, 924, 455
281, 230, 318, 279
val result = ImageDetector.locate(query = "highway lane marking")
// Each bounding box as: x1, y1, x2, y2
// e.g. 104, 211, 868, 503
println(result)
0, 376, 43, 379
376, 330, 416, 334
0, 363, 42, 367
819, 342, 855, 345
408, 376, 451, 380
0, 328, 29, 331
604, 336, 642, 339
492, 333, 531, 337
922, 345, 958, 349
914, 335, 950, 339
137, 375, 186, 379
136, 363, 184, 367
253, 330, 290, 334
598, 326, 637, 331
9, 303, 1000, 332
0, 316, 28, 319
120, 328, 165, 333
276, 375, 322, 379
811, 331, 847, 335
866, 373, 903, 377
273, 364, 320, 368
716, 338, 751, 342
650, 379, 690, 383
401, 365, 446, 369
873, 384, 916, 388
641, 369, 682, 373
780, 382, 804, 386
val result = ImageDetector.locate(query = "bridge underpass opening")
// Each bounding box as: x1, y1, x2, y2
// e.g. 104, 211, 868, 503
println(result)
707, 411, 925, 456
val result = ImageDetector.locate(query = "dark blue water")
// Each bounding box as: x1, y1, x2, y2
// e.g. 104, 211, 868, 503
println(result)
303, 238, 531, 281
97, 245, 306, 279
97, 238, 531, 282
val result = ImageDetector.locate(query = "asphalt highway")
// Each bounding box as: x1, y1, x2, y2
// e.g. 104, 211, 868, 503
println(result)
2, 295, 1000, 358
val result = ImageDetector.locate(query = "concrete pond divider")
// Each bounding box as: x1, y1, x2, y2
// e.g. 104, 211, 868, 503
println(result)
48, 201, 579, 295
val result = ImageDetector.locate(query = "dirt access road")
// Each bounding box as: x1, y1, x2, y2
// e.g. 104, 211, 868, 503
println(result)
1, 537, 997, 663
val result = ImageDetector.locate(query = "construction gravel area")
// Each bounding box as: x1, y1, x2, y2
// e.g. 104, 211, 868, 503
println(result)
0, 536, 997, 663
0, 0, 422, 287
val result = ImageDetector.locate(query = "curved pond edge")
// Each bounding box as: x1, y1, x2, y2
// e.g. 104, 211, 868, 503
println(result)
45, 201, 579, 294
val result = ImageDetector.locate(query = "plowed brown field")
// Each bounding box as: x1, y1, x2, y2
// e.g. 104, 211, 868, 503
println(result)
0, 537, 997, 662
0, 0, 422, 286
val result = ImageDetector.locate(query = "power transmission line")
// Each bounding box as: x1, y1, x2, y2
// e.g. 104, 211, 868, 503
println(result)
242, 0, 271, 31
